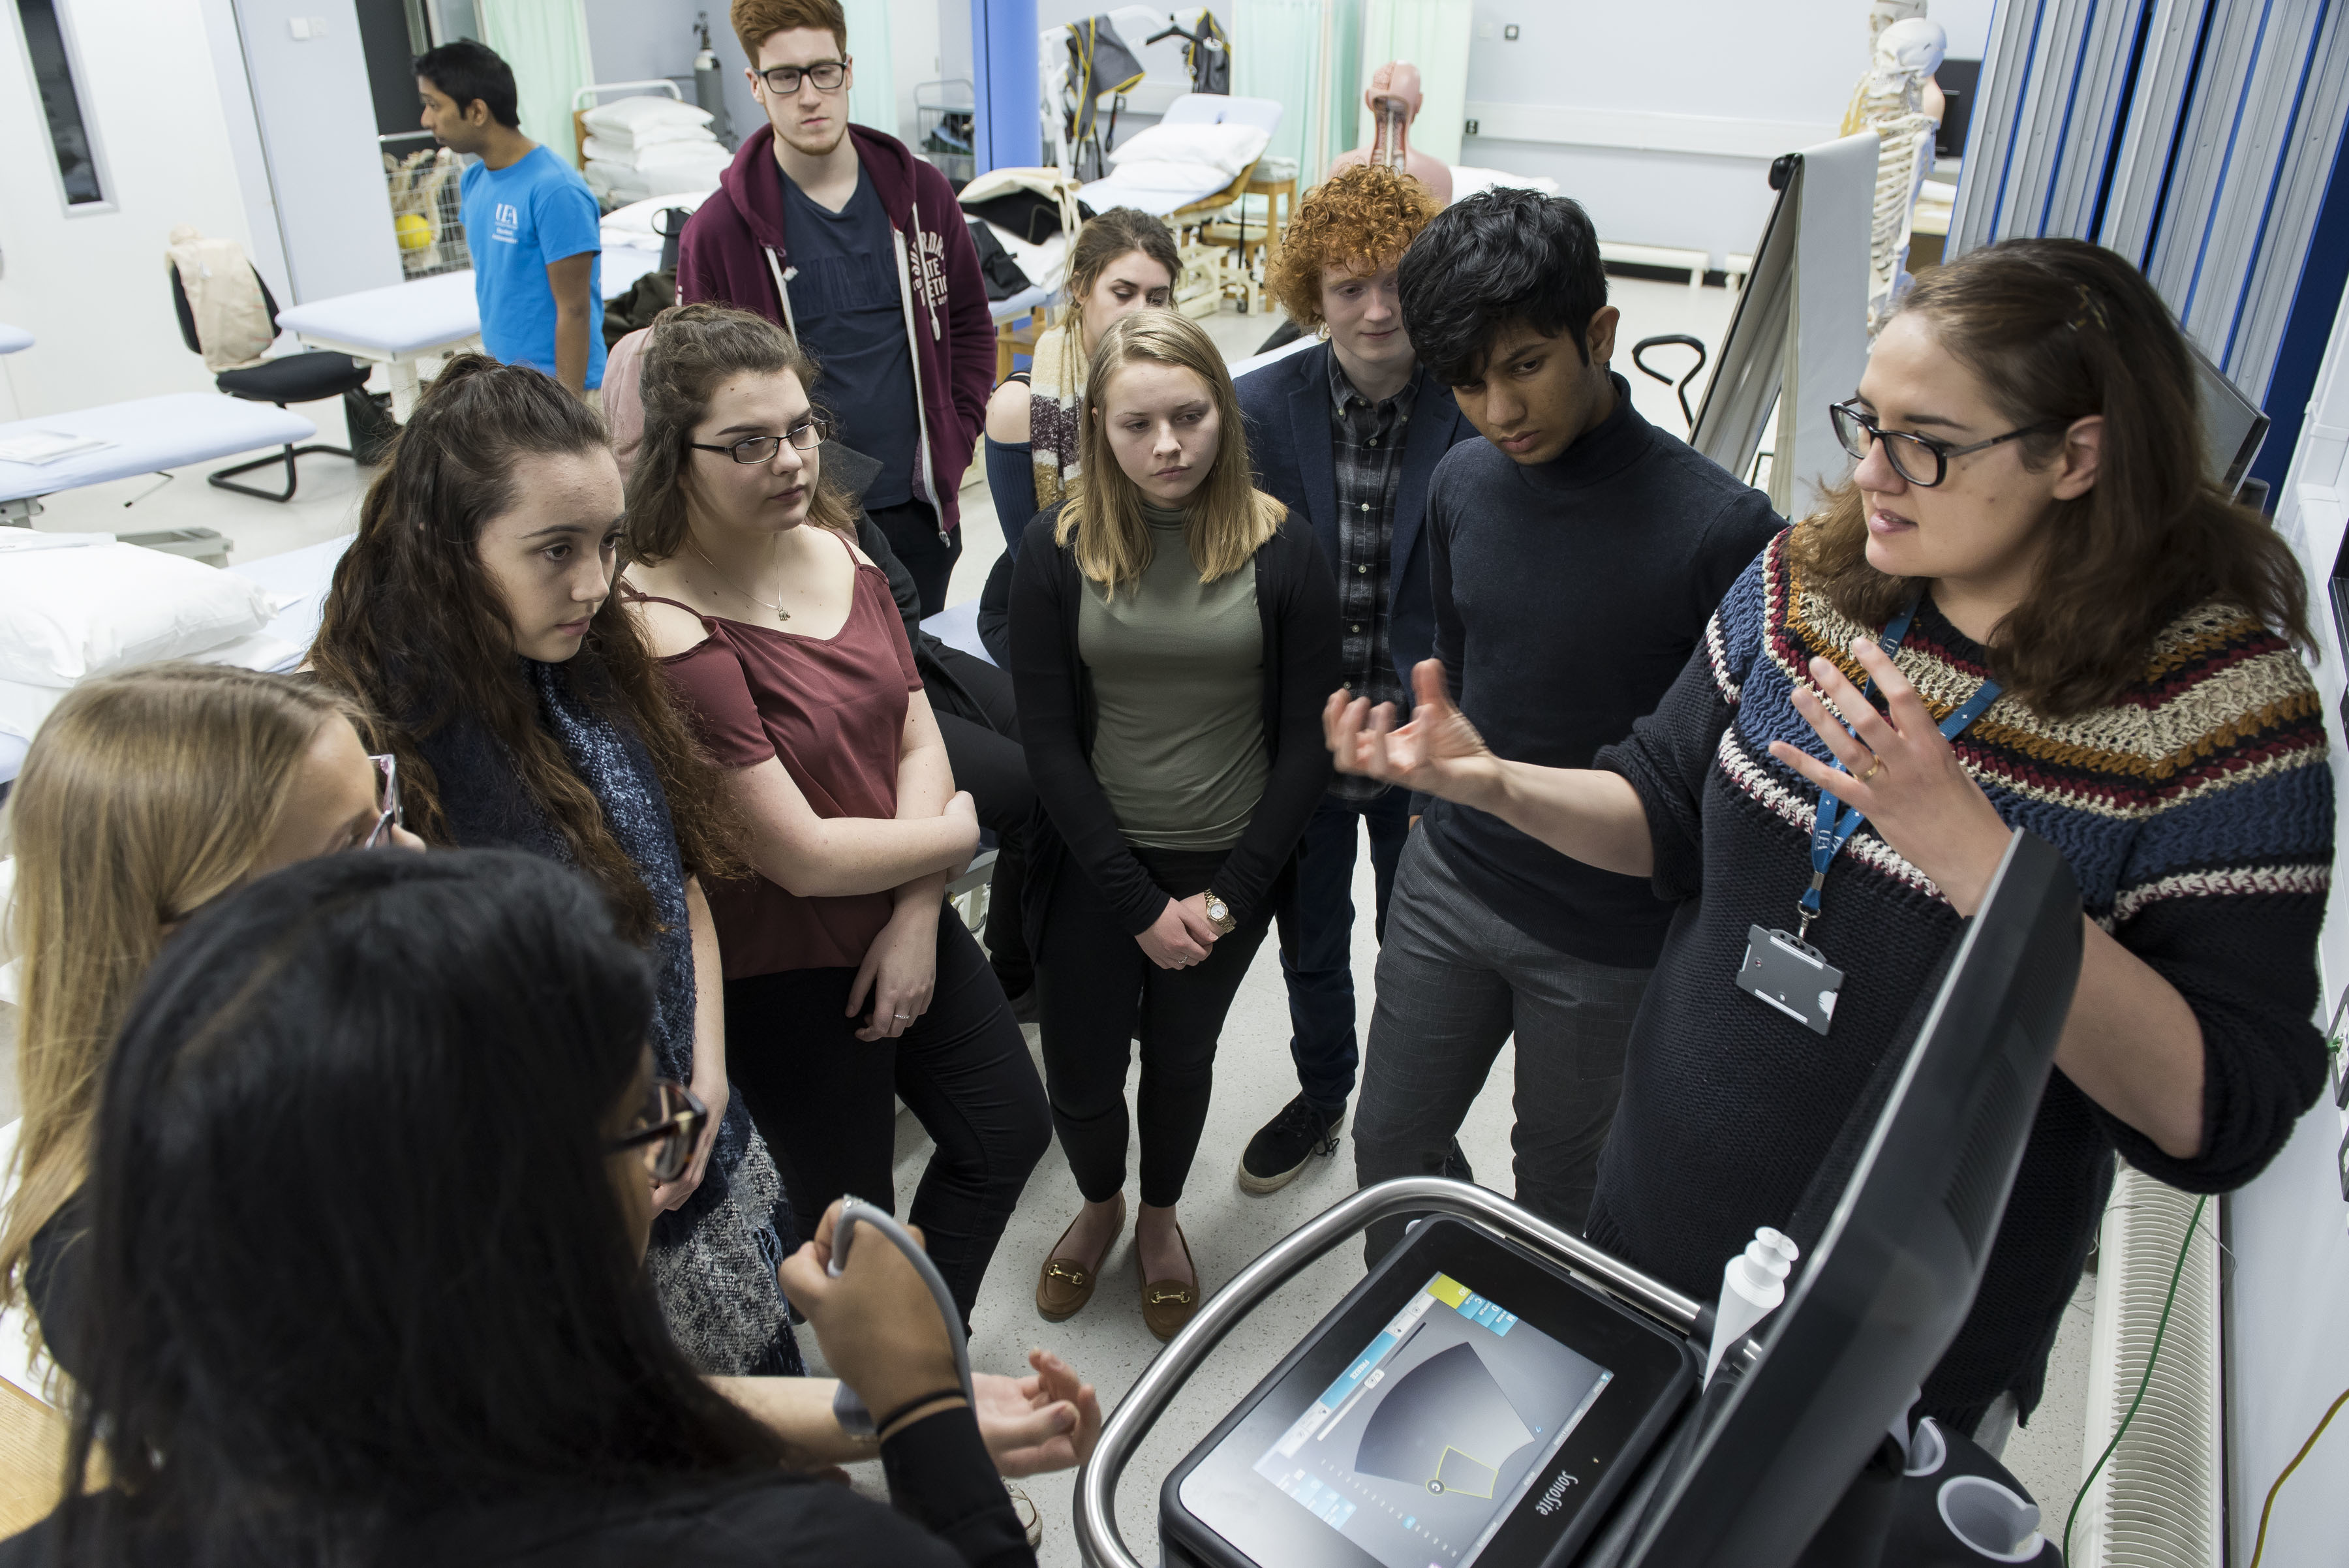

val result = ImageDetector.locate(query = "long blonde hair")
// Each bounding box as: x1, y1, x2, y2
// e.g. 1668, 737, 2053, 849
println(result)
0, 664, 352, 1330
1055, 308, 1283, 591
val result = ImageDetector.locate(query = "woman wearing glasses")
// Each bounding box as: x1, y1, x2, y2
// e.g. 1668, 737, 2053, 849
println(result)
0, 848, 1079, 1567
311, 355, 804, 1380
1330, 238, 2333, 1445
621, 304, 1049, 1332
0, 663, 421, 1376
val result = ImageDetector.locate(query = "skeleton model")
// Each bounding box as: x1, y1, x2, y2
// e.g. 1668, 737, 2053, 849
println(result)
1329, 62, 1453, 206
1847, 16, 1948, 333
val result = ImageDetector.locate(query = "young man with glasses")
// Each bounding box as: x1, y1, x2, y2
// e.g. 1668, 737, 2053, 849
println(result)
416, 42, 604, 400
1346, 191, 1783, 1265
679, 0, 996, 617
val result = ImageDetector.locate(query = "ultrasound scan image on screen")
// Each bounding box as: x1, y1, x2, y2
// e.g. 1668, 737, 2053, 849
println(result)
1251, 1272, 1614, 1568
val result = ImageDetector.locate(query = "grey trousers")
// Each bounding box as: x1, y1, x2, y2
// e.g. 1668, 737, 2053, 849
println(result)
1355, 829, 1655, 1265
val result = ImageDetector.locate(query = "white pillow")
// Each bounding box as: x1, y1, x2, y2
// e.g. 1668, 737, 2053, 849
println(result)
579, 95, 714, 138
0, 541, 274, 687
1101, 159, 1233, 194
1109, 121, 1270, 177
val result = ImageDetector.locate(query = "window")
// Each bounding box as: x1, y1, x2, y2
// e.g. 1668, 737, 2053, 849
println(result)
16, 0, 103, 206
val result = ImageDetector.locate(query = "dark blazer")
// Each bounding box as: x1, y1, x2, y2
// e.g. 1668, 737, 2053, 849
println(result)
1008, 506, 1339, 954
1234, 341, 1478, 702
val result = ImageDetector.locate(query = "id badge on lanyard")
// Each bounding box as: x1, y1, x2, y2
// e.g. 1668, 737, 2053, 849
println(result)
1734, 590, 2000, 1037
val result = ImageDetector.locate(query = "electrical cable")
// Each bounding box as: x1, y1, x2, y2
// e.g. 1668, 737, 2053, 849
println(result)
2061, 1193, 2205, 1567
2245, 1382, 2349, 1568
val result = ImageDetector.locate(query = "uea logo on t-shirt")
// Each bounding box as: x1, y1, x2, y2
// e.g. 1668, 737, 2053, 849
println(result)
493, 201, 521, 245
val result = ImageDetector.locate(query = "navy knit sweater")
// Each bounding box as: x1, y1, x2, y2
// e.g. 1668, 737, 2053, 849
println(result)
1420, 376, 1783, 966
1589, 530, 2333, 1426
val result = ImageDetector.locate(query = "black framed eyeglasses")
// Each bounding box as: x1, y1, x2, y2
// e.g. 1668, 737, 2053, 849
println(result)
756, 59, 847, 95
363, 752, 402, 849
607, 1078, 709, 1183
1829, 399, 2063, 488
689, 414, 832, 465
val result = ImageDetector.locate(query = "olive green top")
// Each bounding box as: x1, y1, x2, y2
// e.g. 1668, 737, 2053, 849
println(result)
1077, 502, 1267, 850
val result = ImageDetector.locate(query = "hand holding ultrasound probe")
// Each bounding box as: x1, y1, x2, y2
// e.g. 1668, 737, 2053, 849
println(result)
779, 1197, 1102, 1468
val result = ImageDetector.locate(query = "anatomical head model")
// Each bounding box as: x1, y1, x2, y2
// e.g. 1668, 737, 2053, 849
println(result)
1330, 61, 1452, 207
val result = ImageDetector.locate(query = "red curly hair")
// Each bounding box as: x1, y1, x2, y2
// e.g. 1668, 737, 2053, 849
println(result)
1268, 164, 1442, 329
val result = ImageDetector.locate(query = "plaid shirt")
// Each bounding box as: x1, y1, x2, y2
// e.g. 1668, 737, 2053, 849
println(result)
1327, 354, 1416, 799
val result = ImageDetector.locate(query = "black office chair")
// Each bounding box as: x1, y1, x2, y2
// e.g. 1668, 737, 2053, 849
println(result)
169, 262, 373, 502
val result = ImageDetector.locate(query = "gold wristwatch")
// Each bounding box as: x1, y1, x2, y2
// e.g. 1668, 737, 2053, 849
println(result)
1202, 890, 1238, 936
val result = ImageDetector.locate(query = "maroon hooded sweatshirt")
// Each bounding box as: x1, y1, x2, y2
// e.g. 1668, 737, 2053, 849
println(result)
679, 123, 995, 538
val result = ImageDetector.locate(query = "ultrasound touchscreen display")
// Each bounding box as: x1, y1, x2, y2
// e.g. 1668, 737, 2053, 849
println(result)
1248, 1272, 1614, 1568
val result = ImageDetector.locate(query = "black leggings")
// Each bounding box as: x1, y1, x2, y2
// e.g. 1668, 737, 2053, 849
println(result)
1037, 846, 1273, 1208
725, 917, 1051, 1325
928, 645, 1034, 996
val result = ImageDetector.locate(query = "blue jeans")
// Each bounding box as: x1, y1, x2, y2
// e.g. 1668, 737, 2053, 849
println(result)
1274, 786, 1413, 1115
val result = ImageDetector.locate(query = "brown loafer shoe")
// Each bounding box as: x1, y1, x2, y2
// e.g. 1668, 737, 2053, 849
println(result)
1036, 1193, 1124, 1321
1140, 1223, 1201, 1342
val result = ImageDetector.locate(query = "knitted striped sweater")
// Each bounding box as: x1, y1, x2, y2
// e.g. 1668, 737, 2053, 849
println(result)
1589, 529, 2333, 1426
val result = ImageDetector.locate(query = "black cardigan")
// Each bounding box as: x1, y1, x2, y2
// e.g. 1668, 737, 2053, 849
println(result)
1008, 505, 1340, 948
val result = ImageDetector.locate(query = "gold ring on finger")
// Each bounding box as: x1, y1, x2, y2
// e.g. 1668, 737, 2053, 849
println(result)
1858, 755, 1885, 784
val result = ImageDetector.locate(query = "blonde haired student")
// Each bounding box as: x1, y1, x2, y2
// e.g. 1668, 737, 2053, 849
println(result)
1, 663, 418, 1376
1009, 309, 1339, 1338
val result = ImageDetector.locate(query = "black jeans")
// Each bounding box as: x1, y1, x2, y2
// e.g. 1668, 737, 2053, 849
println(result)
871, 497, 962, 619
926, 643, 1034, 996
1273, 786, 1411, 1114
724, 916, 1051, 1326
1037, 845, 1274, 1208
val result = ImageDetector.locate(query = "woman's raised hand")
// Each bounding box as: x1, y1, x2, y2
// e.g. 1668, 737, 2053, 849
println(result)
1136, 897, 1215, 970
1768, 639, 2014, 917
1325, 660, 1500, 807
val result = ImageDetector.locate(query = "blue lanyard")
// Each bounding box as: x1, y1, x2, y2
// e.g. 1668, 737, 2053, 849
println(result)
1797, 591, 2001, 941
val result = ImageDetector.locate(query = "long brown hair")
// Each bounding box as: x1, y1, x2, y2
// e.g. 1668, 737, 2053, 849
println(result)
625, 302, 861, 565
1789, 237, 2311, 716
1067, 207, 1180, 311
1056, 308, 1283, 591
310, 356, 738, 939
0, 664, 352, 1347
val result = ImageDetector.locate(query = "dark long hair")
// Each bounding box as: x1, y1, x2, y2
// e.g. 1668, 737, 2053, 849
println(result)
61, 850, 790, 1562
1789, 237, 2312, 716
311, 356, 739, 940
624, 303, 861, 566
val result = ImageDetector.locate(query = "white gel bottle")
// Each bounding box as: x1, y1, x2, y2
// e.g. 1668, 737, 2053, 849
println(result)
1703, 1227, 1800, 1385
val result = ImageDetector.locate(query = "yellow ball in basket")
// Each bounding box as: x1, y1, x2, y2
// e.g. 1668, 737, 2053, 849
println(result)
394, 212, 433, 253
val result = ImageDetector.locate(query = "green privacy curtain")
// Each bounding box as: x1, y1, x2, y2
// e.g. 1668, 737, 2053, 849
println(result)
476, 0, 596, 164
1323, 0, 1363, 167
841, 0, 899, 138
1357, 0, 1470, 166
1232, 0, 1323, 183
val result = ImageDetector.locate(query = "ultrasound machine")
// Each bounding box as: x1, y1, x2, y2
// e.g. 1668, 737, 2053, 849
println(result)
1075, 828, 2085, 1568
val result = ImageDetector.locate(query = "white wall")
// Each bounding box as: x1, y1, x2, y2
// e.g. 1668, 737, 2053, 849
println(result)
234, 0, 403, 300
2240, 263, 2349, 1568
1454, 0, 1982, 267
0, 0, 262, 416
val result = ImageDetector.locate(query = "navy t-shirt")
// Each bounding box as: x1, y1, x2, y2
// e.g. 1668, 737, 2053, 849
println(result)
780, 165, 919, 510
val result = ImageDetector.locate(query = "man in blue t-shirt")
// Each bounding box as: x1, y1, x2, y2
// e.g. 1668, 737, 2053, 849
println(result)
417, 41, 604, 397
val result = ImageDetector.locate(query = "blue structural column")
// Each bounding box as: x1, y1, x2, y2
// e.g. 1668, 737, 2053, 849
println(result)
972, 0, 1041, 176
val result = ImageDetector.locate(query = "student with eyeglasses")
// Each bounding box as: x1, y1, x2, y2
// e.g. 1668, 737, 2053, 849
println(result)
0, 849, 1084, 1567
678, 0, 996, 617
1330, 237, 2333, 1450
621, 304, 1051, 1334
0, 663, 423, 1379
311, 355, 806, 1380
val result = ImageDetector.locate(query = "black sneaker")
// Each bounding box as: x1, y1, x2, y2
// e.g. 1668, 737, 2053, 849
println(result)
1239, 1096, 1346, 1194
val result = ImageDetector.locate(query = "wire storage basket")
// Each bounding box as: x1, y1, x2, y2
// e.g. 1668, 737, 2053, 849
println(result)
381, 132, 473, 279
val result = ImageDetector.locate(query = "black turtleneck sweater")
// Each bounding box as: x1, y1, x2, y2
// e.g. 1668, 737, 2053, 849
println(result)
1419, 374, 1783, 968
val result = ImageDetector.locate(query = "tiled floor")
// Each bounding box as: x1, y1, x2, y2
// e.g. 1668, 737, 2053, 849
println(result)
7, 282, 2096, 1556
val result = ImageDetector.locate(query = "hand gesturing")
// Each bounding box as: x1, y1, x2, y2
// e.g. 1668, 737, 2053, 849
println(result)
1323, 659, 1499, 807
